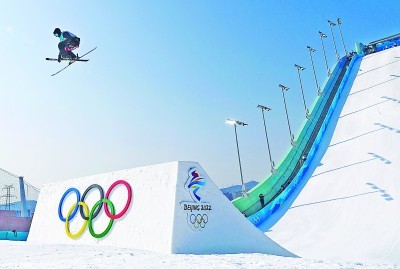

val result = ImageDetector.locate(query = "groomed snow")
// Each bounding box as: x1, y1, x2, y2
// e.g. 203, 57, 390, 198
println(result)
268, 47, 400, 263
0, 241, 398, 269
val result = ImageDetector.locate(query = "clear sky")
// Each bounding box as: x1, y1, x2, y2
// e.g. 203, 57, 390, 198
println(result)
1, 1, 399, 189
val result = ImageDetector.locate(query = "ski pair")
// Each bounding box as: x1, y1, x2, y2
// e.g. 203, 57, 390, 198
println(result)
46, 47, 97, 76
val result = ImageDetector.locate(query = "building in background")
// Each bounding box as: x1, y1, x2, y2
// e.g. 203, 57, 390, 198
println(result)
0, 168, 40, 241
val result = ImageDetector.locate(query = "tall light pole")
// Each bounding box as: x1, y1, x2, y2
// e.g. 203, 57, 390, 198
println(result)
337, 18, 348, 56
327, 20, 340, 61
225, 119, 249, 198
256, 105, 277, 174
307, 46, 322, 96
278, 84, 296, 147
294, 64, 310, 119
319, 31, 331, 76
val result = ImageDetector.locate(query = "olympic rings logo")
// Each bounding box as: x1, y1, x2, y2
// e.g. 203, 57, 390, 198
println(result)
189, 214, 208, 228
58, 180, 132, 239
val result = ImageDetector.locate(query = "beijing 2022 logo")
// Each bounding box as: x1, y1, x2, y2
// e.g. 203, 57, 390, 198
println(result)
185, 167, 206, 203
58, 179, 132, 239
182, 167, 212, 231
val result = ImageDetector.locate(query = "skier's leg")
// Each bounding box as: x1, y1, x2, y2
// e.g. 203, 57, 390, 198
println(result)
71, 37, 80, 48
61, 44, 76, 60
58, 41, 69, 58
69, 38, 80, 52
67, 50, 77, 60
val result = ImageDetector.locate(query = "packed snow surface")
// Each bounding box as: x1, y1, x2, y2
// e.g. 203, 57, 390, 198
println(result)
0, 241, 398, 269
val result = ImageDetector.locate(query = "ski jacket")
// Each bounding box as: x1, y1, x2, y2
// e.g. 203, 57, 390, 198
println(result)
59, 31, 78, 42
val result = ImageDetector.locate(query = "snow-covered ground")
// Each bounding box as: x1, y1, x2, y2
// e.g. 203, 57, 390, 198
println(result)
0, 241, 398, 269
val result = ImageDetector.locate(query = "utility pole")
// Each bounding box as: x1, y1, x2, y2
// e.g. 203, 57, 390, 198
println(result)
1, 185, 16, 211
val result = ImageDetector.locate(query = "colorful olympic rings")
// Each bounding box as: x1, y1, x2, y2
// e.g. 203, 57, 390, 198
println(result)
104, 180, 132, 219
65, 201, 88, 239
79, 184, 104, 220
58, 180, 132, 239
58, 188, 80, 222
88, 199, 115, 238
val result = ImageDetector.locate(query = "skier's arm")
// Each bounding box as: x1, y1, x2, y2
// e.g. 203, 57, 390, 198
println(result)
62, 32, 74, 41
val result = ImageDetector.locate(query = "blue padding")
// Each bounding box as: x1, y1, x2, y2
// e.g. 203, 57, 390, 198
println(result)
0, 231, 28, 241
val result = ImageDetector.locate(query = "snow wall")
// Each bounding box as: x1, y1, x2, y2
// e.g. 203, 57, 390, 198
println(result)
28, 161, 295, 256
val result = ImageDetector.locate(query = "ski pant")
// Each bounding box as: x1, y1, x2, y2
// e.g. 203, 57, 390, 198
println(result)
58, 37, 80, 57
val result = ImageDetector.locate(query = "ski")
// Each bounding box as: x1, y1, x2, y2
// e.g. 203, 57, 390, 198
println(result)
46, 58, 89, 62
50, 47, 97, 76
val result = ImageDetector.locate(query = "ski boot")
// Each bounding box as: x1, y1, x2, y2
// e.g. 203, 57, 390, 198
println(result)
67, 51, 77, 64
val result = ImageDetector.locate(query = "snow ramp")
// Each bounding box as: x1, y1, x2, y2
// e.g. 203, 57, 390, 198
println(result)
28, 161, 294, 256
268, 47, 400, 262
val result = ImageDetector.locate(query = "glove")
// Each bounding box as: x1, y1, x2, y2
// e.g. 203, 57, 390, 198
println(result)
57, 54, 61, 63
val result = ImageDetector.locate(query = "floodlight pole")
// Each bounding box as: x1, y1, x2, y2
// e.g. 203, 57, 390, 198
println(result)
307, 46, 322, 95
327, 20, 340, 60
337, 18, 348, 56
294, 64, 310, 119
257, 105, 276, 174
278, 84, 296, 147
319, 31, 331, 76
226, 119, 249, 198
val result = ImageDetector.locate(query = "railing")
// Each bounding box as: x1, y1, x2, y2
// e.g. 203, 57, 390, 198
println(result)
368, 33, 400, 46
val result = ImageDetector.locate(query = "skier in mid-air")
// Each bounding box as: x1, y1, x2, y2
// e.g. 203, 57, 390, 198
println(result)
53, 28, 80, 62
47, 29, 96, 76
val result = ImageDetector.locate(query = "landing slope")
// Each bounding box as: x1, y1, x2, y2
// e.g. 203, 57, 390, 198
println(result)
268, 47, 400, 263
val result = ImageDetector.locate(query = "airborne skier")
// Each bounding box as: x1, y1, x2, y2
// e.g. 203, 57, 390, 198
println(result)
47, 28, 96, 76
53, 28, 80, 62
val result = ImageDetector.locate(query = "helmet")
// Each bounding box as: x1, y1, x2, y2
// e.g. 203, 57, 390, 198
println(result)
53, 28, 61, 37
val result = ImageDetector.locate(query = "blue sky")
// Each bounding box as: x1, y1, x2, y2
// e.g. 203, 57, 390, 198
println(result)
1, 1, 399, 188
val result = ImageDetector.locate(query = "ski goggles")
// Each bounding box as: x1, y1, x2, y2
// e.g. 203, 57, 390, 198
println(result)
54, 33, 59, 37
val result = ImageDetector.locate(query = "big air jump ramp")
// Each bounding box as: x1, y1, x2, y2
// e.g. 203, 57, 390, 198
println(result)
268, 46, 400, 262
28, 161, 294, 256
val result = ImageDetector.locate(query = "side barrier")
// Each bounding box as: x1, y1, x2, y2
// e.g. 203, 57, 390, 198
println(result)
376, 40, 400, 52
233, 56, 349, 217
0, 231, 28, 241
248, 54, 363, 231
